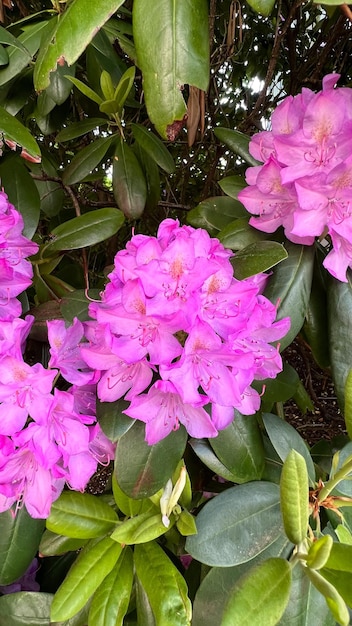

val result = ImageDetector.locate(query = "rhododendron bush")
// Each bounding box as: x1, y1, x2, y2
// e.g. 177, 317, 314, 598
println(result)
2, 1, 352, 626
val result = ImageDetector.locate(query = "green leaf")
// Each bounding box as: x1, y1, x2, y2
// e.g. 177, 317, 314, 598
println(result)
320, 568, 352, 609
0, 24, 30, 54
114, 420, 187, 498
307, 535, 333, 570
0, 156, 40, 238
218, 218, 268, 251
344, 370, 352, 440
0, 21, 48, 87
176, 509, 198, 536
88, 547, 133, 626
301, 258, 330, 369
218, 175, 246, 199
114, 65, 136, 111
209, 413, 265, 483
50, 537, 122, 622
245, 0, 276, 16
45, 61, 75, 106
233, 241, 288, 279
46, 491, 118, 539
186, 482, 284, 566
189, 438, 243, 482
187, 196, 248, 236
34, 0, 126, 91
323, 542, 352, 572
100, 69, 115, 101
262, 413, 316, 484
111, 512, 172, 544
134, 542, 192, 625
193, 534, 292, 626
305, 567, 350, 626
0, 592, 53, 626
0, 507, 45, 585
131, 123, 175, 173
112, 474, 156, 517
264, 243, 315, 351
133, 0, 209, 139
112, 137, 147, 220
39, 529, 88, 557
278, 561, 335, 626
62, 134, 114, 185
258, 362, 300, 412
214, 127, 259, 166
280, 450, 309, 545
42, 207, 124, 256
96, 397, 134, 442
65, 75, 103, 105
0, 44, 8, 66
56, 118, 108, 141
221, 558, 291, 626
60, 289, 100, 323
0, 105, 41, 162
328, 274, 352, 409
132, 142, 161, 211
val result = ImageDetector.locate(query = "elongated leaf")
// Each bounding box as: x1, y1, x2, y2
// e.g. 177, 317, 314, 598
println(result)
56, 118, 108, 142
42, 208, 124, 256
34, 0, 126, 91
186, 482, 283, 566
320, 568, 352, 609
114, 66, 136, 110
209, 413, 265, 483
0, 156, 40, 237
39, 529, 87, 556
187, 196, 248, 236
264, 243, 315, 351
112, 475, 156, 517
60, 289, 100, 323
221, 558, 291, 626
62, 135, 114, 185
233, 241, 288, 279
115, 420, 187, 498
328, 274, 352, 409
134, 542, 192, 625
112, 137, 147, 220
307, 536, 333, 571
280, 450, 309, 545
305, 568, 350, 626
133, 0, 209, 139
323, 542, 352, 572
46, 491, 118, 539
218, 175, 246, 198
0, 105, 40, 161
0, 21, 48, 87
214, 127, 259, 166
262, 413, 315, 484
189, 438, 244, 482
96, 397, 134, 441
0, 25, 29, 54
218, 218, 267, 251
50, 537, 122, 622
301, 258, 330, 369
344, 370, 352, 440
0, 507, 45, 585
0, 592, 53, 626
131, 123, 175, 173
111, 512, 172, 544
88, 547, 134, 626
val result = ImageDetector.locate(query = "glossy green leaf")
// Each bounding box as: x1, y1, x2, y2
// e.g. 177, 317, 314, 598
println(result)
328, 274, 352, 409
0, 44, 8, 66
56, 118, 108, 141
0, 156, 40, 238
0, 105, 41, 162
39, 529, 87, 557
112, 138, 147, 220
114, 420, 187, 498
301, 258, 330, 369
258, 362, 300, 412
34, 0, 126, 91
344, 370, 352, 440
100, 69, 115, 101
233, 241, 288, 280
133, 142, 161, 211
214, 127, 259, 166
62, 135, 114, 185
313, 0, 347, 4
50, 537, 122, 622
278, 561, 335, 626
307, 535, 333, 570
323, 542, 352, 572
186, 482, 283, 566
305, 567, 350, 626
209, 413, 265, 483
0, 21, 47, 87
42, 207, 124, 256
221, 558, 291, 626
187, 196, 248, 236
189, 438, 242, 482
262, 413, 315, 484
0, 507, 45, 585
218, 175, 246, 198
0, 24, 30, 54
193, 534, 292, 626
280, 450, 309, 545
176, 509, 198, 536
96, 397, 134, 441
88, 547, 133, 626
245, 0, 276, 16
0, 592, 53, 626
320, 568, 352, 609
133, 0, 209, 139
111, 512, 172, 544
46, 491, 118, 539
112, 474, 156, 517
218, 218, 267, 251
114, 65, 136, 110
264, 243, 315, 351
65, 74, 103, 105
131, 123, 175, 173
45, 61, 75, 105
60, 289, 100, 323
134, 542, 192, 625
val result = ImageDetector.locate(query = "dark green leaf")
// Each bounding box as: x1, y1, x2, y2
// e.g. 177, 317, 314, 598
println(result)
56, 118, 108, 142
62, 135, 114, 185
0, 156, 40, 237
187, 196, 248, 236
96, 397, 135, 441
218, 218, 268, 251
258, 362, 300, 412
0, 21, 47, 87
186, 482, 284, 566
112, 475, 156, 517
114, 66, 136, 110
328, 273, 352, 409
344, 370, 352, 440
0, 507, 45, 585
60, 289, 100, 323
214, 128, 259, 166
0, 105, 40, 162
39, 529, 87, 557
46, 491, 118, 539
0, 592, 52, 626
189, 438, 243, 482
131, 123, 175, 173
114, 420, 187, 498
301, 258, 330, 369
112, 138, 147, 220
233, 241, 288, 279
42, 208, 124, 256
218, 175, 246, 198
133, 0, 209, 139
0, 24, 30, 54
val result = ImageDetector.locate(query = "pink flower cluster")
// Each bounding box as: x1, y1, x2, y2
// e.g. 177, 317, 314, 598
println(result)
238, 74, 352, 282
79, 219, 290, 445
0, 192, 114, 519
